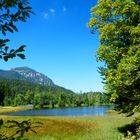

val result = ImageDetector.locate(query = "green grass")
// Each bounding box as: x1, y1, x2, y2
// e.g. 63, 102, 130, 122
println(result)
0, 111, 136, 140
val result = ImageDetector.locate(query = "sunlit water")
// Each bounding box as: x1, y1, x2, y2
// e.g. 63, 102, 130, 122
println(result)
7, 106, 113, 116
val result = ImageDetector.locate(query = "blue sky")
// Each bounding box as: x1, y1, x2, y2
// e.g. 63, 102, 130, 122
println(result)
0, 0, 104, 92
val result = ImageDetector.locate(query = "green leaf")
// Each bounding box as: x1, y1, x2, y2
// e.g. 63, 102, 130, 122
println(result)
2, 30, 6, 36
10, 49, 15, 53
15, 45, 26, 53
4, 56, 8, 61
17, 54, 25, 59
6, 26, 14, 33
4, 46, 9, 51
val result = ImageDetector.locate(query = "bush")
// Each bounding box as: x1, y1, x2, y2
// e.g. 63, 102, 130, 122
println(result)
122, 115, 140, 140
0, 119, 43, 140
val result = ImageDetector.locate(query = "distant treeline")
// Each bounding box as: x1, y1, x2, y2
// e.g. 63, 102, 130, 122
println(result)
0, 79, 110, 109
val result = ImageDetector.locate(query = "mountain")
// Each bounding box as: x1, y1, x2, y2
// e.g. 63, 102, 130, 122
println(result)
0, 67, 54, 86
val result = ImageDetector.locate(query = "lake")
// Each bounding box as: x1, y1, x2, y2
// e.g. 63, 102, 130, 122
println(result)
7, 105, 113, 116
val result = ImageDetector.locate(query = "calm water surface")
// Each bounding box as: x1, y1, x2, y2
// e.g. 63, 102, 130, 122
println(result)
7, 106, 113, 116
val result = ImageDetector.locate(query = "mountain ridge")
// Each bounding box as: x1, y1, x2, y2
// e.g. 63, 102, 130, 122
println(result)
0, 67, 54, 86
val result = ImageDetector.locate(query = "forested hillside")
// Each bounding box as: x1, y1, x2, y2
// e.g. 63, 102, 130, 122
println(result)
0, 78, 109, 109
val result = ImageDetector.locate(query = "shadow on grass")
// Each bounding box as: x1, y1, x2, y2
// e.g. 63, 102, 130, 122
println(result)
118, 123, 136, 136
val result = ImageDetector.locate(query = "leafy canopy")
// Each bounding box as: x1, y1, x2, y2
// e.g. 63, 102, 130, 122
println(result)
0, 0, 34, 61
88, 0, 140, 113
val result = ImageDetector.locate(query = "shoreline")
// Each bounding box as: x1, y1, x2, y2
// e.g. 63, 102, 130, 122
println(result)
0, 105, 33, 115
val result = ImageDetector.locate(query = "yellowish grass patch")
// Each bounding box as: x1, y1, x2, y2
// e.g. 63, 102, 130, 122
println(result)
0, 105, 32, 114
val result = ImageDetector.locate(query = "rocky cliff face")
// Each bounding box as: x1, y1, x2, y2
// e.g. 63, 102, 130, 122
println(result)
0, 67, 54, 86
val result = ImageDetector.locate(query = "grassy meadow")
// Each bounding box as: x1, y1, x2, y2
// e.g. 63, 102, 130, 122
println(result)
0, 105, 32, 114
0, 111, 136, 140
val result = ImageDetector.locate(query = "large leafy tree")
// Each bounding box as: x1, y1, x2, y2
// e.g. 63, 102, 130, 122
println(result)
0, 0, 33, 61
88, 0, 140, 113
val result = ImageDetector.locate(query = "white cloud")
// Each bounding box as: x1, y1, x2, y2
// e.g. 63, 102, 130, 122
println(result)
50, 9, 55, 13
43, 13, 48, 19
63, 7, 67, 12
